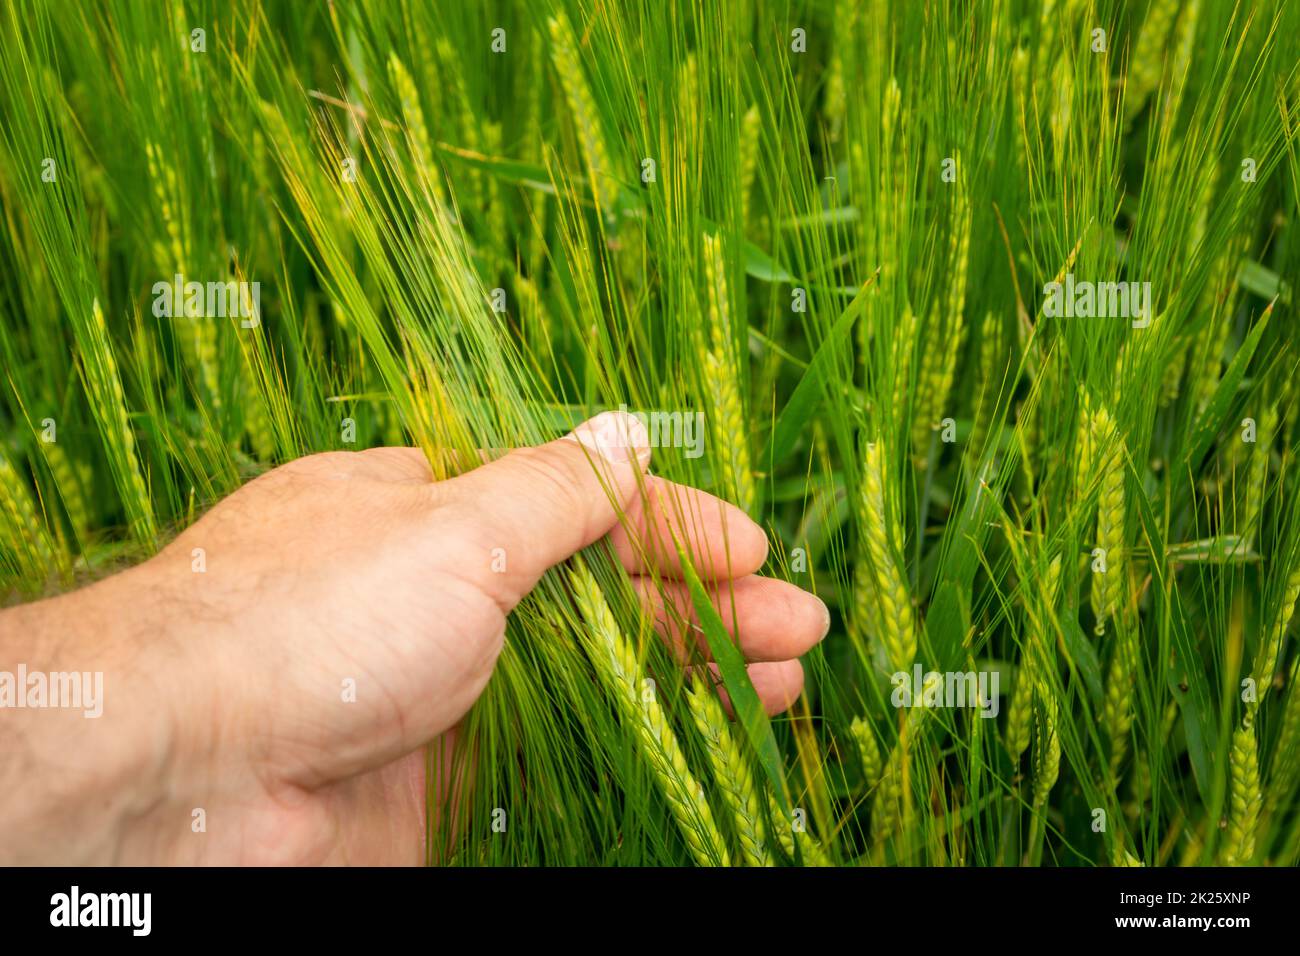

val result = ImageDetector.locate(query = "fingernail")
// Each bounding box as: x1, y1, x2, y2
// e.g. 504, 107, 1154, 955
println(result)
816, 596, 831, 638
564, 410, 651, 467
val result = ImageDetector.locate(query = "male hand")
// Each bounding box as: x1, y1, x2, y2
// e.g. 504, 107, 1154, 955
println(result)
0, 412, 829, 864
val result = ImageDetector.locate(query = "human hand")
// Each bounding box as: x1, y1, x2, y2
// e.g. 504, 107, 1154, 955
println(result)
0, 412, 829, 864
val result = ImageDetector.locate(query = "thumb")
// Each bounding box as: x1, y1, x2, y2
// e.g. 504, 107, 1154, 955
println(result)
437, 410, 652, 609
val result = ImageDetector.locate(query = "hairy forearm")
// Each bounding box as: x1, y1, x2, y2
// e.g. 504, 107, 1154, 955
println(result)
0, 564, 188, 863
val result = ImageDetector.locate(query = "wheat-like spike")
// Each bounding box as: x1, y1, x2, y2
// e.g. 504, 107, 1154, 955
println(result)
675, 52, 700, 154
513, 273, 555, 360
1031, 694, 1061, 810
929, 317, 965, 445
1006, 554, 1063, 759
1190, 232, 1248, 413
1265, 657, 1300, 818
145, 141, 186, 268
1221, 721, 1262, 865
871, 676, 940, 848
1161, 0, 1202, 122
870, 741, 906, 846
1004, 629, 1035, 760
1011, 47, 1029, 176
686, 686, 771, 866
1125, 0, 1180, 123
37, 440, 89, 543
87, 299, 155, 544
1070, 389, 1096, 506
766, 793, 833, 866
387, 53, 448, 207
849, 557, 883, 667
890, 79, 908, 289
945, 162, 971, 320
1242, 402, 1276, 546
1104, 631, 1140, 777
738, 104, 762, 230
910, 313, 943, 461
1253, 561, 1300, 710
766, 795, 795, 856
823, 0, 847, 142
1191, 314, 1231, 416
547, 13, 619, 215
891, 305, 918, 425
0, 451, 55, 577
236, 354, 276, 461
859, 440, 916, 673
434, 37, 484, 210
482, 120, 508, 261
1160, 344, 1187, 407
195, 318, 222, 413
969, 311, 1001, 459
145, 142, 220, 412
911, 180, 971, 458
876, 77, 902, 286
850, 716, 883, 788
1090, 404, 1126, 628
570, 564, 729, 866
702, 233, 754, 514
1090, 405, 1136, 772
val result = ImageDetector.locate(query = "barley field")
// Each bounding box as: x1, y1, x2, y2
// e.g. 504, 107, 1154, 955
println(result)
1, 0, 1298, 866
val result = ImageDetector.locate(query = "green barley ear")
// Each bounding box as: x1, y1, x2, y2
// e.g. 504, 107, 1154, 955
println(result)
144, 142, 219, 413
766, 792, 833, 866
1090, 404, 1126, 630
434, 37, 485, 212
1221, 721, 1262, 865
235, 352, 276, 462
850, 716, 883, 788
849, 556, 884, 670
0, 450, 56, 585
569, 562, 729, 866
36, 440, 89, 545
1090, 404, 1138, 773
1240, 402, 1277, 547
1004, 631, 1034, 760
1189, 230, 1249, 413
1006, 554, 1064, 760
858, 439, 916, 674
1160, 0, 1203, 122
890, 305, 918, 427
547, 12, 619, 216
1253, 559, 1300, 708
998, 554, 1060, 764
1125, 0, 1180, 124
822, 0, 848, 143
1031, 694, 1061, 810
1103, 628, 1140, 778
1070, 388, 1096, 506
701, 233, 754, 514
969, 311, 1002, 460
86, 299, 155, 546
1265, 657, 1300, 819
387, 53, 447, 207
686, 685, 770, 866
868, 75, 906, 300
871, 674, 940, 852
144, 141, 186, 269
911, 169, 970, 463
738, 104, 762, 230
